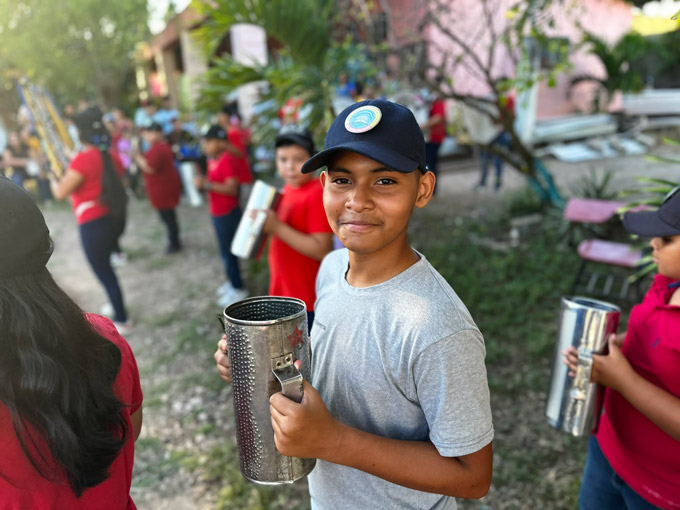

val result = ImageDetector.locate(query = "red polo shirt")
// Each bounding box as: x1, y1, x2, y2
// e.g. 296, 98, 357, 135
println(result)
268, 179, 332, 311
0, 314, 142, 509
596, 274, 680, 509
69, 149, 125, 224
207, 151, 240, 217
142, 141, 181, 210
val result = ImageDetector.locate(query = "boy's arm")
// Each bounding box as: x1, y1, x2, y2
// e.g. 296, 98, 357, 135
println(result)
206, 176, 239, 197
261, 209, 333, 261
270, 380, 492, 498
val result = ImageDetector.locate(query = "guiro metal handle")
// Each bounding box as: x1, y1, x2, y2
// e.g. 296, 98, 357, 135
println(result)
271, 355, 304, 403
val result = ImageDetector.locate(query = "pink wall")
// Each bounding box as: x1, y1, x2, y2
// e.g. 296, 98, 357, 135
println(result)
397, 0, 632, 118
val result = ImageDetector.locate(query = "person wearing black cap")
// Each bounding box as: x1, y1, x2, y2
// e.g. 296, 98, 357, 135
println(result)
564, 187, 680, 509
49, 106, 131, 332
260, 125, 333, 331
0, 176, 143, 508
195, 125, 248, 306
134, 122, 183, 254
215, 99, 493, 508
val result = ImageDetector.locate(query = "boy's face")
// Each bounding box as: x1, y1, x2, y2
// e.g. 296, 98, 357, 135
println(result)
275, 144, 314, 188
142, 130, 159, 144
321, 151, 434, 256
651, 235, 680, 280
204, 138, 226, 157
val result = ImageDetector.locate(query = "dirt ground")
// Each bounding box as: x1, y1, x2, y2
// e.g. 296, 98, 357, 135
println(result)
40, 146, 679, 510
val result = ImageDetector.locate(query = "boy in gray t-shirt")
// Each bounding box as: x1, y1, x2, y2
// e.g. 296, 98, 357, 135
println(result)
216, 99, 493, 509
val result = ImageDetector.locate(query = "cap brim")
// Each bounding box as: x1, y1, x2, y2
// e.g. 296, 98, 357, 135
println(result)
623, 210, 680, 237
301, 140, 422, 174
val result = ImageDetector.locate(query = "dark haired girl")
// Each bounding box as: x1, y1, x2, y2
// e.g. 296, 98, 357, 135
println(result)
0, 176, 142, 508
49, 107, 131, 332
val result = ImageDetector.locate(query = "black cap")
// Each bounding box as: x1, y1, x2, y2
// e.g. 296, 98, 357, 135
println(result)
623, 186, 680, 237
301, 99, 427, 174
203, 124, 227, 141
0, 176, 53, 278
73, 106, 110, 147
275, 124, 315, 155
142, 122, 163, 132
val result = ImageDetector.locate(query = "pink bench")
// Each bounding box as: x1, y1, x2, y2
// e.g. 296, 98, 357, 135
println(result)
577, 239, 642, 268
564, 198, 627, 224
566, 199, 645, 302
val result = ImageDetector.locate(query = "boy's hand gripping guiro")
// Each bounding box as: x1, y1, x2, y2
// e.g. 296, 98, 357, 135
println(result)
561, 332, 633, 391
214, 334, 231, 383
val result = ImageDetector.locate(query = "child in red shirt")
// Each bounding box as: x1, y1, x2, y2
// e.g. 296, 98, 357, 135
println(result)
134, 123, 182, 254
259, 125, 334, 331
194, 125, 248, 307
564, 187, 680, 509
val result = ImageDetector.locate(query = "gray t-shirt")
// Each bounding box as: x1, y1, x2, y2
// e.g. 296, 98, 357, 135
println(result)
308, 249, 494, 510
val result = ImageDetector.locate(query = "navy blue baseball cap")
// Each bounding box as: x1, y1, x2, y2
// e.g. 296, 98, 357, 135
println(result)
623, 186, 680, 237
300, 99, 427, 174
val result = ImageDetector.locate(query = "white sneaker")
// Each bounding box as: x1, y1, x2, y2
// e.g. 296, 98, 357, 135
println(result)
110, 252, 128, 267
216, 281, 234, 297
217, 287, 249, 308
99, 303, 114, 318
113, 320, 133, 336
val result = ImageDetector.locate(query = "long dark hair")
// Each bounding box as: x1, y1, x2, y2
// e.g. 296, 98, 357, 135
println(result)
0, 268, 127, 497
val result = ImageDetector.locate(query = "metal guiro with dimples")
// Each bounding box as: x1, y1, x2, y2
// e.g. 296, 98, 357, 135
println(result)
219, 296, 315, 484
546, 297, 620, 437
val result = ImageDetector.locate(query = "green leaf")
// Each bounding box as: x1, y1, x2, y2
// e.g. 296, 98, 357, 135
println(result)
645, 155, 680, 165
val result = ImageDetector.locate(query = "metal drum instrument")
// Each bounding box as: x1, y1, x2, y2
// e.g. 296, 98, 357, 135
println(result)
546, 297, 620, 437
219, 296, 315, 484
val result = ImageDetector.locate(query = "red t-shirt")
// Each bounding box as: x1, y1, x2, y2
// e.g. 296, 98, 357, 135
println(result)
69, 149, 125, 224
142, 141, 182, 210
268, 179, 333, 311
428, 99, 447, 144
0, 313, 142, 509
227, 126, 252, 184
596, 274, 680, 508
207, 151, 240, 217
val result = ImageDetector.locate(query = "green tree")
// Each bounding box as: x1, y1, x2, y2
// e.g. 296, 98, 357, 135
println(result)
193, 0, 374, 142
422, 0, 569, 206
0, 0, 149, 108
569, 31, 649, 113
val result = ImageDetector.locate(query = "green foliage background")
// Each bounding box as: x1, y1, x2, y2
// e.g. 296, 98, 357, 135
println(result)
0, 0, 149, 108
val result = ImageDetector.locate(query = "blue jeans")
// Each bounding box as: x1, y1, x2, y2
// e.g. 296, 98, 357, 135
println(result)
479, 131, 512, 189
79, 215, 128, 323
579, 437, 660, 510
211, 208, 244, 290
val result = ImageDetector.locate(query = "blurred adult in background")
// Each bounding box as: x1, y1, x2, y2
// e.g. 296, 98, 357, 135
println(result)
152, 96, 178, 136
218, 102, 252, 188
0, 175, 142, 509
420, 86, 447, 196
134, 122, 183, 254
3, 131, 30, 189
49, 107, 132, 333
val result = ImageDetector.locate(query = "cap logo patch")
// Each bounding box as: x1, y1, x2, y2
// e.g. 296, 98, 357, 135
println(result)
345, 106, 382, 133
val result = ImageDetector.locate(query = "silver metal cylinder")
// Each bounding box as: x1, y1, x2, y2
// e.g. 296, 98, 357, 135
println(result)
546, 297, 620, 437
220, 296, 315, 484
231, 180, 281, 259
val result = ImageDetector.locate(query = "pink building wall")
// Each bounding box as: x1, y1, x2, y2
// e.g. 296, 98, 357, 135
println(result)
389, 0, 632, 118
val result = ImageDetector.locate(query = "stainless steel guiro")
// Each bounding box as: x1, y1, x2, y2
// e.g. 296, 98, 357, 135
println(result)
546, 297, 620, 437
219, 296, 315, 484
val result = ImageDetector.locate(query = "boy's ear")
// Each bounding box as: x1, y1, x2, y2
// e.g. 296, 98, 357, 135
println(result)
320, 170, 327, 188
415, 171, 435, 208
